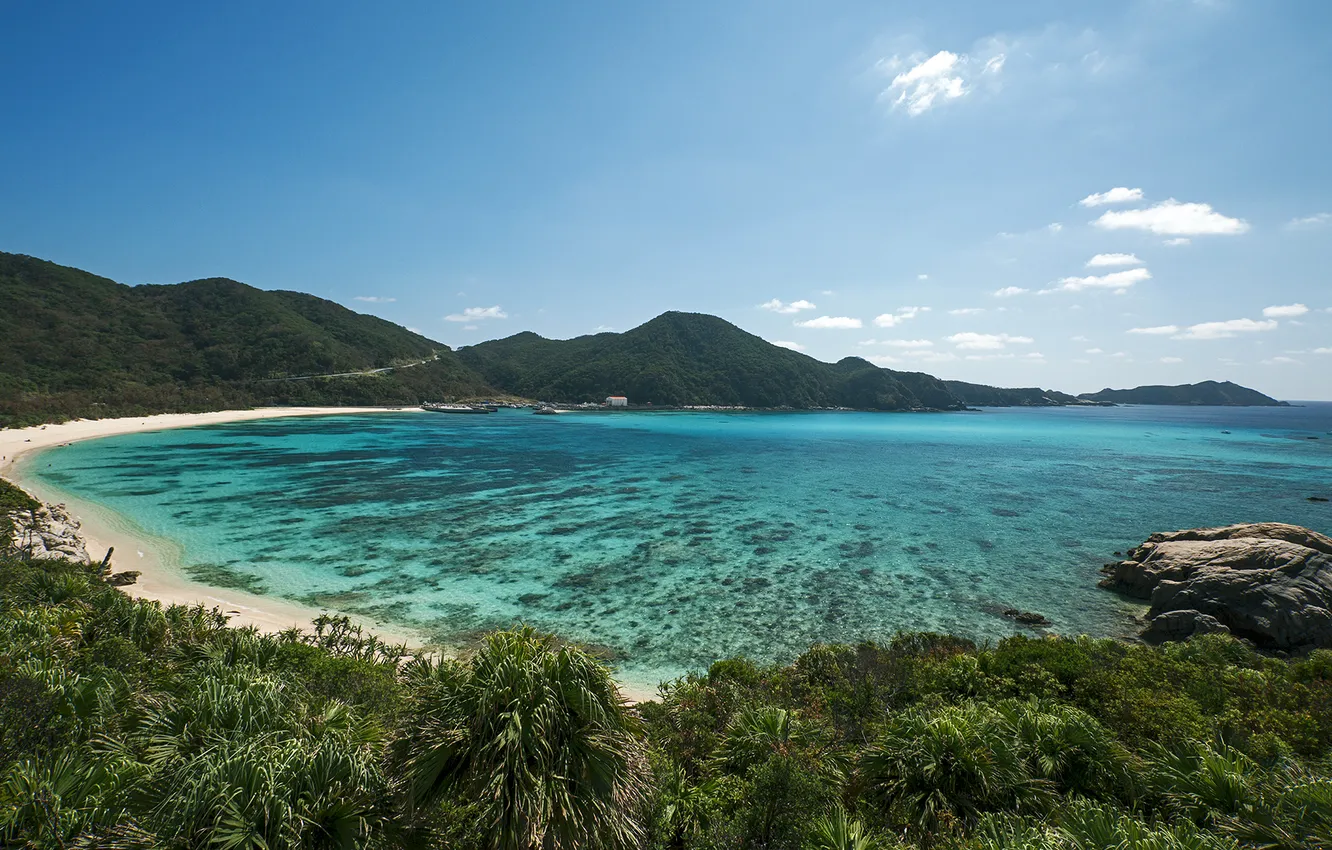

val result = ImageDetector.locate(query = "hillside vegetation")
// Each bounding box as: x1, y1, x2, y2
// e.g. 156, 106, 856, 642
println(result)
2, 549, 1330, 848
0, 253, 493, 427
457, 312, 967, 411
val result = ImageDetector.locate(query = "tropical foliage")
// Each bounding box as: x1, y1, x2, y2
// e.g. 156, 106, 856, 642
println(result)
2, 550, 1331, 848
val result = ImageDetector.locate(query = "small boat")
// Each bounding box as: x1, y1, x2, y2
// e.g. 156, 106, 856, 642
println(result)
533, 406, 562, 415
422, 403, 493, 415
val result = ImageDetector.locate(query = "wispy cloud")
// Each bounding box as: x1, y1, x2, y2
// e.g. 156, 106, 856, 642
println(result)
1086, 253, 1142, 267
1093, 200, 1249, 236
445, 305, 508, 322
1127, 325, 1179, 335
862, 338, 935, 348
1079, 187, 1144, 207
949, 307, 986, 315
770, 340, 806, 352
1173, 318, 1278, 340
1160, 356, 1184, 364
795, 315, 862, 329
946, 332, 1034, 350
1262, 356, 1301, 365
1262, 303, 1308, 318
1044, 267, 1151, 293
1162, 237, 1191, 246
994, 286, 1028, 297
760, 298, 816, 314
873, 306, 930, 327
1286, 212, 1330, 230
876, 44, 1005, 116
354, 296, 396, 303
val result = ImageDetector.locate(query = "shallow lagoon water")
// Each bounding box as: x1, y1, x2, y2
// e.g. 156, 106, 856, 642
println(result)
28, 404, 1332, 689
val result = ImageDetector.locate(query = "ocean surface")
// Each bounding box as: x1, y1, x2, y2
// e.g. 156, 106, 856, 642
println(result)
26, 404, 1332, 689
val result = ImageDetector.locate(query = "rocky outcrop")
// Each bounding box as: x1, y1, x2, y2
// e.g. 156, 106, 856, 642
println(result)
1100, 523, 1332, 652
7, 502, 90, 562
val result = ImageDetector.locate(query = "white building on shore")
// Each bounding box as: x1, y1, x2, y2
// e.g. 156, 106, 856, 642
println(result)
606, 395, 628, 407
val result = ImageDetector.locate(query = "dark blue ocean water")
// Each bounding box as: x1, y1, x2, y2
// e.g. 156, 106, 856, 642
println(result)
26, 404, 1332, 688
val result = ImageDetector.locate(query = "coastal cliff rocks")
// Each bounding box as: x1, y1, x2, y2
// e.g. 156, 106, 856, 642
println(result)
1100, 523, 1332, 651
6, 502, 90, 562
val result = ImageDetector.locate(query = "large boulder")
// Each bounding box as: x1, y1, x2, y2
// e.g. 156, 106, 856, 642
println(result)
1100, 523, 1332, 652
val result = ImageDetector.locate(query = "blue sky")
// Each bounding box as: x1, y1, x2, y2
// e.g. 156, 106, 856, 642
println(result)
3, 1, 1330, 398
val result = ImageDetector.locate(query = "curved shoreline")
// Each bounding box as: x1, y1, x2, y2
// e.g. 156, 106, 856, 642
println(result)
0, 407, 660, 701
0, 408, 426, 645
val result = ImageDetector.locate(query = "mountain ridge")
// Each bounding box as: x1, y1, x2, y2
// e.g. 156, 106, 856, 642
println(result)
1, 252, 1289, 425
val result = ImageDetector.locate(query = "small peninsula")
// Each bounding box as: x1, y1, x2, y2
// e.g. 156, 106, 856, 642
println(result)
1078, 380, 1289, 406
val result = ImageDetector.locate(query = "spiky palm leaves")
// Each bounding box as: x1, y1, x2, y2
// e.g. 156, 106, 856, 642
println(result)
128, 666, 392, 849
859, 704, 1040, 837
394, 626, 646, 850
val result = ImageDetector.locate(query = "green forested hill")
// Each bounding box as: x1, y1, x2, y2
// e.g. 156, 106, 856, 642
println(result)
0, 253, 494, 426
1078, 380, 1288, 406
946, 380, 1084, 406
457, 311, 970, 410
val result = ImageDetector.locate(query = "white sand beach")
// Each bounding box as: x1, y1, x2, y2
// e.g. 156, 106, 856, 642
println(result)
0, 408, 424, 646
0, 406, 661, 701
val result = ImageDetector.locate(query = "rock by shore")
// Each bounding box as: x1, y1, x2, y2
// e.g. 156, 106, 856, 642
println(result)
6, 501, 90, 562
1100, 523, 1332, 652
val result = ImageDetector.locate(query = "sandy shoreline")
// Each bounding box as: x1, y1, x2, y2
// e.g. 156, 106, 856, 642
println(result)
0, 408, 425, 646
0, 406, 660, 701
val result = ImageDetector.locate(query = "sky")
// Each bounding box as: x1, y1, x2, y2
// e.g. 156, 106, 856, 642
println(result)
3, 1, 1330, 399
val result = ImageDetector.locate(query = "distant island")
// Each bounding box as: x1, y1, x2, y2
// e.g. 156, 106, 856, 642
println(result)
0, 251, 1288, 426
1077, 381, 1288, 407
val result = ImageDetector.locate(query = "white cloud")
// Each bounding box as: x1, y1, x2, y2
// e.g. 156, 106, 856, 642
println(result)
760, 298, 816, 314
1047, 223, 1063, 233
1085, 348, 1104, 354
1262, 303, 1308, 318
1160, 356, 1184, 364
1163, 237, 1191, 246
1262, 356, 1301, 365
593, 325, 614, 332
918, 274, 929, 280
1070, 335, 1089, 342
445, 305, 508, 322
1286, 213, 1330, 230
462, 325, 478, 331
1086, 253, 1143, 267
1110, 352, 1129, 359
770, 340, 806, 352
353, 295, 396, 303
1315, 347, 1332, 355
1173, 318, 1278, 340
872, 306, 929, 327
878, 339, 935, 348
820, 290, 835, 296
864, 354, 901, 366
1093, 200, 1249, 236
1045, 267, 1152, 293
902, 350, 958, 363
949, 307, 986, 315
880, 51, 967, 116
1128, 325, 1179, 335
994, 286, 1028, 297
946, 332, 1034, 350
796, 315, 862, 329
1079, 187, 1144, 207
877, 43, 1006, 116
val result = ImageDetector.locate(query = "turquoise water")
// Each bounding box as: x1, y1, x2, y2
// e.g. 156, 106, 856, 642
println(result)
26, 405, 1332, 689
